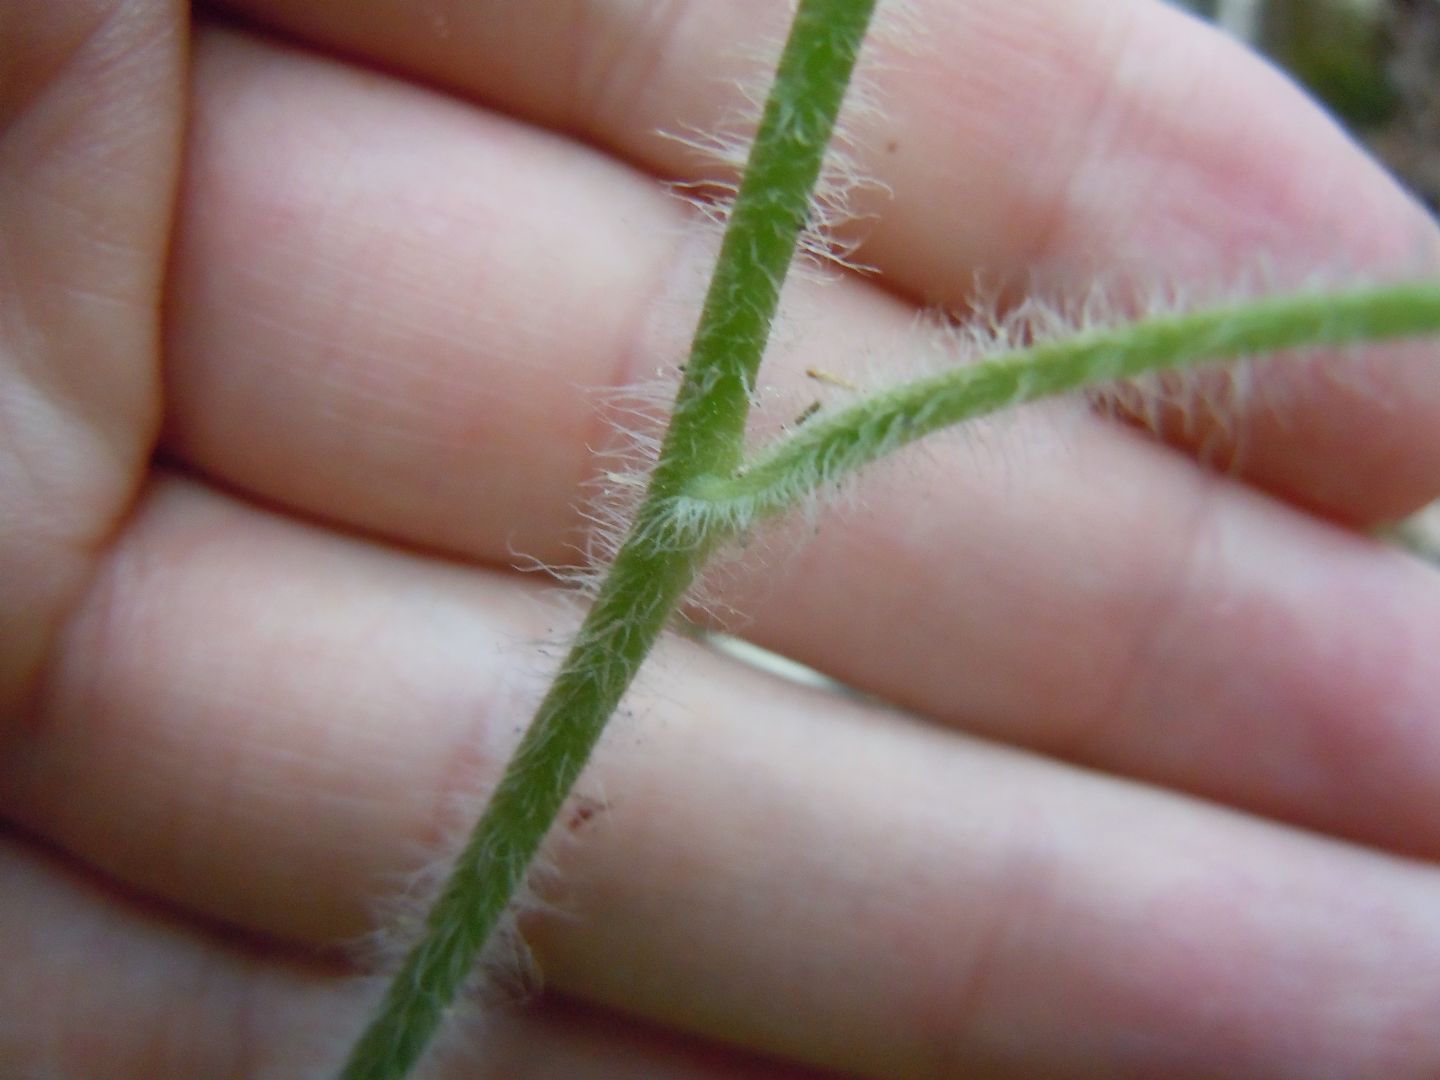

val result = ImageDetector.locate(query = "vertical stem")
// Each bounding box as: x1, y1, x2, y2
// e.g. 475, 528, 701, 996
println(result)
336, 1, 877, 1077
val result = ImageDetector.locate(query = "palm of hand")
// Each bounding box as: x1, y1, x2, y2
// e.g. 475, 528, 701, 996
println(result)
5, 2, 1440, 1077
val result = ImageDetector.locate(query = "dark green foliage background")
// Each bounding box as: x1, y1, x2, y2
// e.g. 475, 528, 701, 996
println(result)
1177, 0, 1439, 209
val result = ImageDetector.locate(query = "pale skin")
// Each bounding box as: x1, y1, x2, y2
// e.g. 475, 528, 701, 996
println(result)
5, 0, 1440, 1077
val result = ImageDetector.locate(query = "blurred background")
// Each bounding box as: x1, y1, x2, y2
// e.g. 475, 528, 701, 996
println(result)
1173, 0, 1439, 211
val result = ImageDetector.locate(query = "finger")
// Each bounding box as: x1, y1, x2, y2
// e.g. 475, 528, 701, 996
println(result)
0, 831, 830, 1080
8, 477, 1440, 1078
164, 24, 691, 562
0, 0, 183, 714
0, 827, 357, 1078
208, 0, 1440, 522
715, 414, 1440, 862
163, 28, 1440, 860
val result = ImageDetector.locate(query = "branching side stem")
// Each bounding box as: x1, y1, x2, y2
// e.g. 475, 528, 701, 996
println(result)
676, 282, 1440, 531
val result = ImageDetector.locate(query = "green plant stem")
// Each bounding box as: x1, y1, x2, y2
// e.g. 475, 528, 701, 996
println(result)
678, 281, 1440, 529
334, 0, 1440, 1072
335, 1, 877, 1077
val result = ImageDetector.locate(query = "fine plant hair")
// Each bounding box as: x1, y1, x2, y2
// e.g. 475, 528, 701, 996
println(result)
335, 2, 1440, 1077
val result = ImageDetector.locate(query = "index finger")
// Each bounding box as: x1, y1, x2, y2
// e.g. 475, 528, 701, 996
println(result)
210, 0, 1440, 522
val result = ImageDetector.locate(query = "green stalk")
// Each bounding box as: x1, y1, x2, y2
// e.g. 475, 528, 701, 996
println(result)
335, 1, 877, 1076
678, 282, 1440, 529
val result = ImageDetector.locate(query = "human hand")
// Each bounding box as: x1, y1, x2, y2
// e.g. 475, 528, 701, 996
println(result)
5, 1, 1440, 1077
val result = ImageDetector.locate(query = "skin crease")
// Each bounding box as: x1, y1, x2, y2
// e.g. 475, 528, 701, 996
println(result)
4, 0, 1440, 1077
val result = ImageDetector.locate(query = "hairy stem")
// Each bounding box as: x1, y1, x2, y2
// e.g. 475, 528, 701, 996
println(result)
335, 1, 877, 1076
335, 0, 1440, 1073
677, 281, 1440, 529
